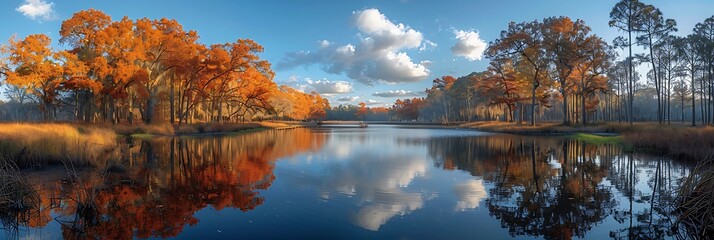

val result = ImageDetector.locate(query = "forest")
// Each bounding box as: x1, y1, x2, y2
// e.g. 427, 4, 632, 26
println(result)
1, 1, 714, 239
0, 9, 330, 125
1, 2, 713, 127
383, 2, 714, 126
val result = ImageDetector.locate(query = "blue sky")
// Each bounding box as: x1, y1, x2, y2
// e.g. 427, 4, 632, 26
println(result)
1, 0, 713, 106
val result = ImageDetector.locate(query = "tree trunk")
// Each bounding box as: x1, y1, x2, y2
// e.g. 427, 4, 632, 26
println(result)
692, 68, 697, 126
531, 81, 537, 126
648, 36, 661, 124
170, 77, 175, 124
581, 93, 587, 126
563, 93, 569, 125
681, 94, 685, 123
708, 66, 714, 124
700, 74, 705, 125
628, 28, 634, 126
145, 96, 155, 124
217, 101, 223, 123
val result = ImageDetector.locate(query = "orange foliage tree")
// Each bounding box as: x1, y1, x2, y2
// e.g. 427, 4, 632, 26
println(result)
1, 9, 326, 124
2, 34, 88, 121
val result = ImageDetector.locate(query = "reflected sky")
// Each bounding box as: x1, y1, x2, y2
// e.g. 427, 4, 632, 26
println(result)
3, 125, 694, 239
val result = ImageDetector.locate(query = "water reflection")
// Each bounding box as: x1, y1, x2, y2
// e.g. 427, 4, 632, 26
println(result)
4, 126, 694, 239
426, 134, 691, 239
321, 152, 428, 231
453, 179, 487, 212
13, 128, 326, 239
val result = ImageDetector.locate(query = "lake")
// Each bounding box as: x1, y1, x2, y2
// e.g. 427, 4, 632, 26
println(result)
3, 125, 693, 239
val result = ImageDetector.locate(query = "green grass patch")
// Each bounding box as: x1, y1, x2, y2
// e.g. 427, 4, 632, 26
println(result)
570, 133, 623, 145
224, 127, 267, 136
130, 133, 155, 139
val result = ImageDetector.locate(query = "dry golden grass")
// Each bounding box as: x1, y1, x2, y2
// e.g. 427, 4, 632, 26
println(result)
460, 121, 630, 134
462, 121, 714, 160
0, 159, 39, 220
256, 121, 291, 128
622, 125, 714, 160
110, 123, 175, 136
461, 121, 699, 133
677, 157, 714, 238
0, 123, 120, 167
173, 121, 304, 135
174, 122, 263, 135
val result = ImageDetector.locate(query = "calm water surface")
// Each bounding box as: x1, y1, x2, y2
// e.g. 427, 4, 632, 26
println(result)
4, 125, 693, 239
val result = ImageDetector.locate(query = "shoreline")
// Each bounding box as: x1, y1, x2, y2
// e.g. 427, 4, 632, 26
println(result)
1, 121, 712, 164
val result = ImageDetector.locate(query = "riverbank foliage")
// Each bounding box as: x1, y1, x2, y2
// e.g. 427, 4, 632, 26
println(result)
621, 125, 714, 160
0, 123, 119, 167
678, 158, 714, 238
570, 133, 622, 145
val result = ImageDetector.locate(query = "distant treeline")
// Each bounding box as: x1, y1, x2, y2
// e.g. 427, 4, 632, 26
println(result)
320, 0, 714, 125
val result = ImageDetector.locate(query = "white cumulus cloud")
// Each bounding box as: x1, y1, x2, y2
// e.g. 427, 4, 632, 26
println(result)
306, 79, 353, 95
365, 99, 385, 106
451, 29, 487, 61
278, 8, 431, 85
16, 0, 56, 21
372, 90, 424, 98
337, 96, 360, 102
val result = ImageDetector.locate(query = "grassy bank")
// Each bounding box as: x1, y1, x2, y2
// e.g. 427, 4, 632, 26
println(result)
570, 133, 623, 145
0, 121, 303, 167
621, 125, 714, 160
114, 121, 299, 136
460, 121, 633, 134
462, 121, 714, 160
0, 123, 120, 168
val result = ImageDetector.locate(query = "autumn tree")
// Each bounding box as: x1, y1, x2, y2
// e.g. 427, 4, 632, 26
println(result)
355, 101, 367, 120
94, 16, 144, 123
59, 9, 112, 122
392, 98, 426, 121
571, 37, 612, 125
477, 59, 526, 122
1, 34, 87, 121
308, 91, 330, 121
426, 75, 456, 123
542, 17, 594, 125
450, 73, 481, 121
487, 20, 550, 126
131, 18, 198, 123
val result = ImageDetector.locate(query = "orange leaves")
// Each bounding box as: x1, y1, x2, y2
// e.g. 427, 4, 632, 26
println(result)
2, 34, 65, 105
270, 86, 331, 121
59, 9, 112, 48
392, 97, 426, 120
307, 91, 330, 120
356, 101, 368, 118
4, 8, 289, 123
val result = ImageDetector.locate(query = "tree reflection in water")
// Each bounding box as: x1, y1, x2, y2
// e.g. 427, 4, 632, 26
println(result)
427, 134, 692, 239
3, 128, 694, 239
14, 128, 326, 239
